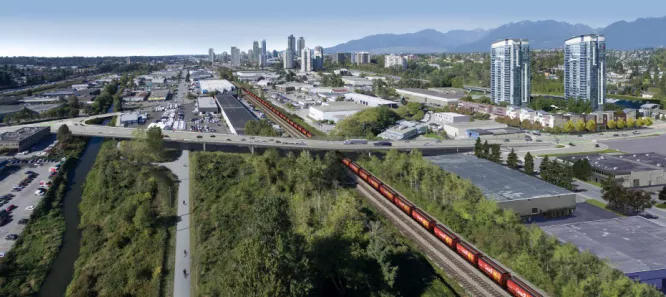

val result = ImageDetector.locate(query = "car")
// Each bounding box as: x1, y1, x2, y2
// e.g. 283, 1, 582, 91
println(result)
577, 134, 582, 137
639, 212, 658, 219
599, 132, 603, 135
435, 140, 442, 143
595, 143, 600, 147
275, 140, 281, 144
6, 204, 17, 212
225, 138, 232, 141
5, 234, 18, 241
25, 170, 36, 175
241, 138, 246, 141
18, 219, 28, 225
503, 139, 510, 142
0, 252, 5, 258
196, 135, 203, 139
569, 142, 575, 146
633, 131, 641, 135
163, 135, 170, 138
25, 206, 35, 211
613, 134, 619, 137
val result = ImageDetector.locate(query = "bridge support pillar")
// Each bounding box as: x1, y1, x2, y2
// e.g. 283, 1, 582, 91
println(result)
250, 146, 255, 154
203, 142, 206, 151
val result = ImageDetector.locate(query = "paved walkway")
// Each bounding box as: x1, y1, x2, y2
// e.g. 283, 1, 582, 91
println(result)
161, 150, 191, 297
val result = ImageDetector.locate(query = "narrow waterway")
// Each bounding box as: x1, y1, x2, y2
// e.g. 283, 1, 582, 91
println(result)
38, 136, 104, 297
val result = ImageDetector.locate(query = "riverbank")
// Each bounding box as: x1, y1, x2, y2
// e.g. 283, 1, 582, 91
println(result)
0, 137, 89, 296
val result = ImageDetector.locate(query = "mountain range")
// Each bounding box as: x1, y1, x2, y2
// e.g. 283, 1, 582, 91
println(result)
324, 17, 666, 53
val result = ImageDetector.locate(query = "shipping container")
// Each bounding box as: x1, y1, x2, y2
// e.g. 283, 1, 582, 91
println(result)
358, 168, 370, 181
367, 176, 382, 190
506, 278, 542, 297
478, 256, 510, 287
411, 208, 435, 231
456, 241, 480, 266
393, 195, 413, 215
434, 224, 458, 249
378, 185, 396, 202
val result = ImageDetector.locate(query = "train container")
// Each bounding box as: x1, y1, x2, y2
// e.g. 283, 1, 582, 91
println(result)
342, 158, 351, 167
306, 131, 313, 138
358, 168, 370, 181
349, 162, 360, 174
478, 256, 510, 287
456, 241, 480, 266
434, 224, 458, 249
378, 184, 397, 203
411, 208, 435, 231
393, 195, 413, 215
367, 176, 382, 190
506, 278, 542, 297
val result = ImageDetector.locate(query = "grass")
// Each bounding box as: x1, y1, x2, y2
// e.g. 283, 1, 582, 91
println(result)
656, 203, 666, 209
555, 144, 565, 148
576, 178, 603, 188
539, 148, 625, 157
423, 133, 444, 140
585, 199, 626, 217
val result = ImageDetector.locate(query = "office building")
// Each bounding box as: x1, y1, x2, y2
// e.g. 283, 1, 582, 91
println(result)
252, 41, 259, 63
564, 34, 606, 110
558, 152, 666, 188
0, 126, 50, 152
231, 47, 241, 67
259, 54, 266, 68
272, 50, 278, 58
490, 39, 530, 106
248, 49, 254, 64
355, 52, 370, 64
209, 48, 215, 64
297, 37, 305, 54
379, 120, 429, 140
313, 46, 324, 71
301, 48, 312, 72
261, 39, 267, 56
220, 52, 228, 63
288, 35, 296, 52
385, 54, 407, 69
333, 53, 350, 64
284, 35, 296, 69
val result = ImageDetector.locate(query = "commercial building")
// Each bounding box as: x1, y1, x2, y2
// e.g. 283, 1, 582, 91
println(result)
344, 93, 398, 108
231, 47, 241, 67
396, 88, 462, 105
491, 39, 530, 106
284, 50, 295, 69
123, 92, 147, 102
215, 93, 257, 135
385, 54, 407, 69
261, 39, 267, 56
542, 216, 666, 292
209, 48, 215, 64
197, 97, 219, 114
148, 90, 170, 101
118, 112, 140, 126
71, 83, 91, 90
198, 79, 235, 94
354, 52, 370, 64
0, 126, 50, 151
301, 48, 312, 72
342, 76, 373, 87
313, 46, 324, 71
441, 120, 508, 139
558, 153, 666, 188
426, 154, 577, 217
252, 41, 259, 63
333, 53, 350, 64
564, 34, 606, 110
308, 102, 370, 123
42, 90, 75, 98
378, 120, 428, 140
297, 37, 305, 55
432, 112, 470, 124
640, 103, 661, 117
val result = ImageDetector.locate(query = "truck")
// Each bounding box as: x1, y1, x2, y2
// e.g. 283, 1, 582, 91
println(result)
373, 141, 392, 147
343, 139, 368, 145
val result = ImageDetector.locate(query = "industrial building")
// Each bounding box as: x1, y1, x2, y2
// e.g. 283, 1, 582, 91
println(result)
344, 93, 398, 108
542, 216, 666, 292
123, 92, 147, 102
432, 112, 470, 124
378, 120, 428, 140
396, 88, 463, 105
426, 154, 577, 217
308, 102, 370, 123
558, 153, 666, 188
441, 120, 508, 139
342, 77, 373, 87
197, 97, 219, 114
199, 79, 235, 94
215, 94, 257, 135
118, 112, 146, 126
148, 90, 170, 101
0, 126, 50, 152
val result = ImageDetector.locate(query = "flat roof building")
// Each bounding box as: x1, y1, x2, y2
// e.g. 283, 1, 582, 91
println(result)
396, 88, 463, 105
378, 120, 428, 140
148, 90, 170, 101
426, 154, 577, 217
441, 120, 508, 139
215, 94, 256, 135
432, 112, 470, 124
199, 79, 235, 94
308, 102, 370, 123
0, 126, 50, 151
342, 77, 373, 86
197, 97, 219, 114
558, 153, 666, 188
344, 93, 398, 108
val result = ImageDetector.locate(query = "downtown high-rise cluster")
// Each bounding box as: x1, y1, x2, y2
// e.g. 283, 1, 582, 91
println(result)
490, 34, 606, 109
283, 35, 324, 72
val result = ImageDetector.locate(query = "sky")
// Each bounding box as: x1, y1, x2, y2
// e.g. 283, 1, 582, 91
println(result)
1, 0, 665, 57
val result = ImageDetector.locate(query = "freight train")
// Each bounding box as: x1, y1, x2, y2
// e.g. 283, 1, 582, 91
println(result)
342, 157, 544, 297
239, 87, 314, 138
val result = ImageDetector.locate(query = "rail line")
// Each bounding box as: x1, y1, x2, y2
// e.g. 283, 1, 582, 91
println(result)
351, 172, 511, 297
242, 91, 306, 139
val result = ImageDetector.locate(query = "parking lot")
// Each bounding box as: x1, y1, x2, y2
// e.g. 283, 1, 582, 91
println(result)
0, 161, 59, 255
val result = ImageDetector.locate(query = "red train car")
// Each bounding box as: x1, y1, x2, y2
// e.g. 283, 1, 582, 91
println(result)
349, 162, 360, 174
433, 224, 458, 249
478, 256, 510, 287
456, 241, 480, 266
342, 158, 351, 167
378, 185, 397, 203
306, 131, 313, 138
367, 176, 382, 190
358, 168, 370, 181
411, 208, 435, 231
506, 278, 542, 297
393, 195, 413, 215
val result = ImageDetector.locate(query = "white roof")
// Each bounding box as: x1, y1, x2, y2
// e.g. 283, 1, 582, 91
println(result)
491, 39, 529, 48
198, 79, 235, 92
197, 97, 218, 109
344, 93, 396, 105
310, 102, 370, 112
565, 34, 605, 45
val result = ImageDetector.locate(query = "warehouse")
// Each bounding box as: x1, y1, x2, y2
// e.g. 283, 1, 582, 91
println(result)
308, 102, 369, 123
558, 153, 666, 188
0, 126, 50, 152
343, 93, 398, 108
432, 112, 470, 124
197, 97, 219, 114
396, 88, 463, 105
441, 120, 508, 139
148, 90, 170, 101
378, 120, 428, 140
198, 79, 235, 94
215, 94, 256, 135
542, 216, 666, 292
426, 154, 577, 218
342, 77, 373, 87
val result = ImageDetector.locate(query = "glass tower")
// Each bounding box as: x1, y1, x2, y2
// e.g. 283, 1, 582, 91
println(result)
564, 34, 606, 110
490, 39, 531, 106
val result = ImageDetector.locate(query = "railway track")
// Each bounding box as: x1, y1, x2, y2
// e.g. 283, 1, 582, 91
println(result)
240, 89, 307, 139
351, 171, 511, 297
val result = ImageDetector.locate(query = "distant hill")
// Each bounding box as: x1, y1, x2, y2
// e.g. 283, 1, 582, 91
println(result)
324, 16, 666, 54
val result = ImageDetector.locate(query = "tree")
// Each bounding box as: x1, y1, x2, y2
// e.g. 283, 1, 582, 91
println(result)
474, 137, 483, 158
572, 159, 592, 181
563, 120, 574, 133
26, 89, 33, 96
645, 117, 654, 126
607, 119, 617, 130
146, 126, 164, 155
507, 148, 518, 168
524, 152, 534, 175
617, 117, 626, 129
585, 119, 596, 132
133, 204, 152, 229
626, 117, 636, 129
489, 144, 501, 163
659, 186, 666, 202
482, 140, 490, 160
540, 155, 550, 176
636, 117, 645, 127
574, 119, 586, 133
602, 178, 655, 214
57, 124, 73, 144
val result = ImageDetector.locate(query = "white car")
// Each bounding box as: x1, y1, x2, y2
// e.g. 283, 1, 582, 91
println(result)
0, 252, 5, 258
26, 206, 35, 211
34, 190, 45, 196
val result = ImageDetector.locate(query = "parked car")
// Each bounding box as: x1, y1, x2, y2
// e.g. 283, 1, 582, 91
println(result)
569, 142, 575, 146
196, 135, 203, 139
6, 205, 17, 212
633, 131, 641, 135
25, 206, 35, 211
5, 234, 18, 241
18, 219, 29, 225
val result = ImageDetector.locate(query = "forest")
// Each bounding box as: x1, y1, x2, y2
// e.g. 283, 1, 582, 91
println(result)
190, 150, 456, 297
332, 106, 403, 138
359, 150, 662, 297
66, 140, 177, 297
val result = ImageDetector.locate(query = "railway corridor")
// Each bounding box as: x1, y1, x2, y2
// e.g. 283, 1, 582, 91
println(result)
238, 88, 310, 139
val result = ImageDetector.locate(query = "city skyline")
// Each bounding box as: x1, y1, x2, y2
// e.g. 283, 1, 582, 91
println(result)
2, 0, 666, 56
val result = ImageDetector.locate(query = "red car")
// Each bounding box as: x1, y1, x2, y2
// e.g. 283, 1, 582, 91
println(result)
6, 205, 17, 212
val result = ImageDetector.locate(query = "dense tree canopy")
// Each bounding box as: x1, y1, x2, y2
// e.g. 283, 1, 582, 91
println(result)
333, 106, 402, 138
